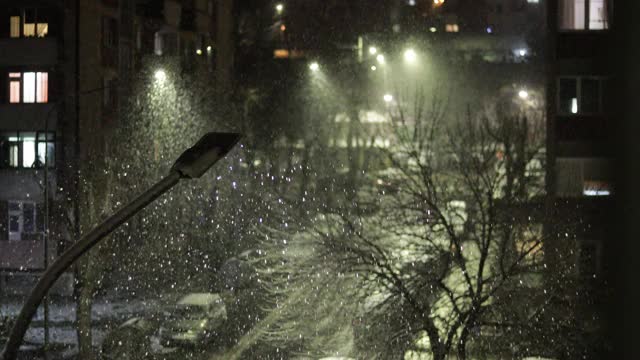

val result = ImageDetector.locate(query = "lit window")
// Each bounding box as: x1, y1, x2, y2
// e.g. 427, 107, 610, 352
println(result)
9, 73, 21, 103
0, 131, 54, 169
10, 16, 20, 37
445, 24, 459, 32
559, 0, 610, 30
7, 72, 48, 104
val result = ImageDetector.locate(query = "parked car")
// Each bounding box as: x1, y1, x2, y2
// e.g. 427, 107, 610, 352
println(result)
159, 293, 227, 348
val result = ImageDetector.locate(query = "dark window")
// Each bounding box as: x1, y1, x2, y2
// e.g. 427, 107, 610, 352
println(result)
102, 16, 118, 48
558, 78, 578, 114
581, 78, 600, 113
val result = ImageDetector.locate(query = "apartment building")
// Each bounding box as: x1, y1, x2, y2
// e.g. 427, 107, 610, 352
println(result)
0, 0, 216, 294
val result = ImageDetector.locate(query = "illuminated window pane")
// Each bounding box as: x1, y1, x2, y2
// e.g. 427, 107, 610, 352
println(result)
10, 16, 20, 38
23, 72, 35, 103
36, 23, 48, 37
9, 143, 19, 167
589, 0, 608, 29
37, 140, 54, 167
21, 132, 36, 168
10, 81, 20, 103
23, 23, 35, 37
559, 0, 585, 30
36, 72, 48, 103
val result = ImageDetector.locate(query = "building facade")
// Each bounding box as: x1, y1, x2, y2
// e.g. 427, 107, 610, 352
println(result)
0, 0, 216, 295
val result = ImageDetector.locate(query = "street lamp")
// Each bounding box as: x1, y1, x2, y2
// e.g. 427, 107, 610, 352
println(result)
376, 54, 385, 65
369, 46, 377, 55
154, 69, 167, 82
0, 132, 241, 360
383, 94, 393, 103
518, 90, 529, 99
309, 62, 319, 72
276, 3, 284, 14
404, 48, 417, 64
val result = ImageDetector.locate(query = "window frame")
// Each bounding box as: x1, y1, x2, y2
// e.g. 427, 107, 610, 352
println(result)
8, 200, 37, 241
7, 71, 49, 104
0, 131, 55, 169
558, 0, 612, 31
556, 76, 608, 116
9, 8, 49, 38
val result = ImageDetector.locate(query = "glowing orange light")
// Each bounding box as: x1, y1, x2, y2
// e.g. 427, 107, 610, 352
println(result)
280, 24, 286, 32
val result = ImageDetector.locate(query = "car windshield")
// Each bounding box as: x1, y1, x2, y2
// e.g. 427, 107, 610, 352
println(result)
0, 1, 625, 360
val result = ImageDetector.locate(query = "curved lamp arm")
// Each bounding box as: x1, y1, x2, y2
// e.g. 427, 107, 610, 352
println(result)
1, 132, 241, 360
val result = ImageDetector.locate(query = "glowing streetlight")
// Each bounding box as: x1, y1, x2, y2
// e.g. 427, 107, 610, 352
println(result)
371, 65, 377, 71
383, 94, 393, 103
369, 46, 378, 55
154, 69, 167, 82
429, 27, 437, 33
276, 3, 284, 14
206, 45, 212, 52
404, 48, 417, 64
517, 48, 527, 57
518, 90, 529, 99
376, 54, 385, 64
309, 62, 319, 71
196, 49, 203, 55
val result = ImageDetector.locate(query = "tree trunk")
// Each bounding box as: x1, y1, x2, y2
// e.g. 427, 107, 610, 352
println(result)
75, 265, 95, 360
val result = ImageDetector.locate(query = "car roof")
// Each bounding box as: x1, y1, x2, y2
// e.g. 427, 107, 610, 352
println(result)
177, 293, 221, 306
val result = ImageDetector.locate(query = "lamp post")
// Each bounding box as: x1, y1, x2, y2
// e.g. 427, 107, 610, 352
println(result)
0, 132, 241, 360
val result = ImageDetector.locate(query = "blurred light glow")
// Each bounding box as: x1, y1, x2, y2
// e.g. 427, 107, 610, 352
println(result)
486, 26, 493, 33
383, 94, 393, 103
309, 62, 319, 71
429, 27, 437, 32
280, 24, 286, 32
571, 98, 578, 113
376, 54, 385, 64
404, 48, 417, 63
207, 45, 212, 51
369, 46, 378, 55
276, 3, 284, 13
196, 49, 202, 55
434, 0, 445, 5
154, 70, 166, 82
518, 90, 529, 99
371, 65, 377, 71
517, 48, 527, 56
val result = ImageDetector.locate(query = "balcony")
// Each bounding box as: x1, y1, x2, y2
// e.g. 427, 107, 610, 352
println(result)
0, 37, 58, 66
0, 103, 57, 131
556, 32, 611, 60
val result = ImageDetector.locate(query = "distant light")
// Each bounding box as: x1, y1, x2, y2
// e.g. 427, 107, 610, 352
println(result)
309, 62, 319, 71
429, 27, 437, 33
433, 0, 445, 5
518, 90, 529, 99
517, 48, 527, 56
196, 49, 202, 55
371, 65, 377, 71
154, 70, 166, 82
207, 45, 212, 52
280, 24, 286, 32
571, 98, 578, 114
404, 48, 417, 63
376, 54, 385, 64
584, 189, 610, 196
369, 46, 378, 55
276, 3, 284, 13
408, 0, 416, 6
383, 94, 393, 103
486, 26, 493, 33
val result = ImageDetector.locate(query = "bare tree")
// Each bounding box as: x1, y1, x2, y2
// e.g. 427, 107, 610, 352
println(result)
304, 91, 575, 359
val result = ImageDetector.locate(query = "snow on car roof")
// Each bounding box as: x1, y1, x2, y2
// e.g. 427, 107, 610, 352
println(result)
177, 293, 222, 306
